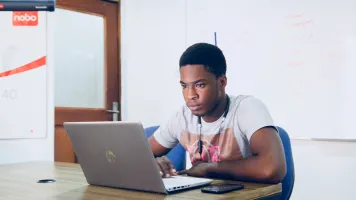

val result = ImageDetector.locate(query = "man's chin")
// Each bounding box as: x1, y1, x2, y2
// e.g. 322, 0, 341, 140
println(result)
191, 110, 205, 117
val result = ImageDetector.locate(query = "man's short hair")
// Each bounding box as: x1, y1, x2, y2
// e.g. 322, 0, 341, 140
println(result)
179, 43, 227, 77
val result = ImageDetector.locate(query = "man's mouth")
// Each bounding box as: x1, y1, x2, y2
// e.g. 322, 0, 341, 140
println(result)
188, 104, 202, 111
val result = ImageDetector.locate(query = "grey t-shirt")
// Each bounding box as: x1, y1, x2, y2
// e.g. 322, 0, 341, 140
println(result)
153, 95, 276, 164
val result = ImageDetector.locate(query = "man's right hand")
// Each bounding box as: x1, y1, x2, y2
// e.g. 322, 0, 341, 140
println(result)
156, 156, 178, 178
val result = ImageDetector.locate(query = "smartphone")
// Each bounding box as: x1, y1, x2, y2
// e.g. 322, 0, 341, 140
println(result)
201, 184, 244, 194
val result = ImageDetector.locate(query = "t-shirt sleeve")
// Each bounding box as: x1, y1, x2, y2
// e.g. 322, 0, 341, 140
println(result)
237, 96, 277, 141
153, 112, 180, 149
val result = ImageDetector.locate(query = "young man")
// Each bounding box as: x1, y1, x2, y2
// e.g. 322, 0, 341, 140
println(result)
148, 43, 286, 184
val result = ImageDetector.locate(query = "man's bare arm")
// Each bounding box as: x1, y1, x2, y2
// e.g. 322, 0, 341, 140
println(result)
148, 135, 171, 157
181, 127, 287, 184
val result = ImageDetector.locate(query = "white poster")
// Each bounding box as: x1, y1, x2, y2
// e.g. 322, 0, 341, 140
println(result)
0, 11, 47, 139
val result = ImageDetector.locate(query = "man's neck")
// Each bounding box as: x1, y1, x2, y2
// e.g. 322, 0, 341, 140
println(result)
202, 94, 228, 123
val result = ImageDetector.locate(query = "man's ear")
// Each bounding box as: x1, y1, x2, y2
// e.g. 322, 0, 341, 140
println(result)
219, 76, 227, 89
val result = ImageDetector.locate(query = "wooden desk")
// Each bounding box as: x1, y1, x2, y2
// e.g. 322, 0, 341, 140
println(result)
0, 161, 282, 200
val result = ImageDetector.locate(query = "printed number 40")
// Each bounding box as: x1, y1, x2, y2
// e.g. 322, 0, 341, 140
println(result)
0, 89, 17, 100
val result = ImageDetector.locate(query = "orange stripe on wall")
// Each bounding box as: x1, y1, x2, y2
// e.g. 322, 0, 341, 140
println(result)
0, 56, 46, 78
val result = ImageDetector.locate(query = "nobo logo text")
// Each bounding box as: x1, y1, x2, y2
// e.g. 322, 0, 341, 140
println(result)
12, 12, 38, 26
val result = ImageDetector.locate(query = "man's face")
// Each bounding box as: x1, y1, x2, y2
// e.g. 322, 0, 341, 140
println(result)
180, 64, 226, 117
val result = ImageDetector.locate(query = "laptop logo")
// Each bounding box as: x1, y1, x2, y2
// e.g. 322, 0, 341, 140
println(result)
106, 150, 116, 163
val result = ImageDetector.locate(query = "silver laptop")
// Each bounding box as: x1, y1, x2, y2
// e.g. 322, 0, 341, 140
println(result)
63, 121, 213, 194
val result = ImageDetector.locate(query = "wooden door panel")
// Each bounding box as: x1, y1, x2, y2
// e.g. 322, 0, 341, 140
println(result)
55, 126, 75, 163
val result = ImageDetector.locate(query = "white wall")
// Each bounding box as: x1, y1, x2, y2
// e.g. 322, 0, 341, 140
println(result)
0, 12, 54, 165
120, 0, 186, 127
121, 1, 356, 199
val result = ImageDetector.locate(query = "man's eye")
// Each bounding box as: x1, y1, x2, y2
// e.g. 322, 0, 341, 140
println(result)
181, 85, 187, 89
196, 84, 205, 88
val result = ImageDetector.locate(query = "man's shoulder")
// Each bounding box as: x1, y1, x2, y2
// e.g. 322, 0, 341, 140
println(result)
229, 94, 269, 113
229, 94, 256, 107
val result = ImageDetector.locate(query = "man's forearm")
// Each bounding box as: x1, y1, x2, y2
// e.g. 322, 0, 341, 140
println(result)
206, 156, 285, 184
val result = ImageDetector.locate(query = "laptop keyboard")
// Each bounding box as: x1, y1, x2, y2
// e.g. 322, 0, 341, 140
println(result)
162, 176, 209, 189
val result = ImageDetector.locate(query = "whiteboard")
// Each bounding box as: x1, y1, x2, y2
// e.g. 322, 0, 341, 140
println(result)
0, 11, 48, 139
186, 0, 356, 139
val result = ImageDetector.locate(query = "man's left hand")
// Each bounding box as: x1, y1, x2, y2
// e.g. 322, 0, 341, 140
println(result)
178, 162, 215, 177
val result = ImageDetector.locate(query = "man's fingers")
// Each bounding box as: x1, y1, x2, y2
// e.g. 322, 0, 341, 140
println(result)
168, 163, 177, 175
177, 169, 188, 175
155, 158, 165, 177
161, 163, 171, 177
157, 157, 172, 177
161, 156, 177, 176
156, 157, 170, 177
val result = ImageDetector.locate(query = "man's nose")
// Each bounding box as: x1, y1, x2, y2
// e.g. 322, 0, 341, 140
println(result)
187, 86, 198, 100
